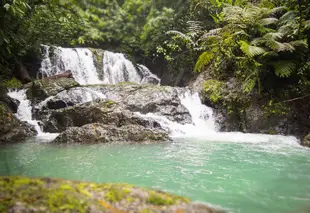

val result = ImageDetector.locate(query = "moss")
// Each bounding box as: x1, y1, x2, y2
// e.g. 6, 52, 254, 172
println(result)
203, 79, 225, 104
0, 78, 22, 89
0, 176, 218, 213
104, 186, 131, 202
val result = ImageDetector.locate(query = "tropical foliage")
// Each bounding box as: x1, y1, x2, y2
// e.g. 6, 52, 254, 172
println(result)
162, 0, 310, 98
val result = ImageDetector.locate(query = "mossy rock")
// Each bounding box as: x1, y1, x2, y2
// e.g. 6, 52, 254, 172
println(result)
0, 103, 36, 143
302, 134, 310, 147
26, 78, 79, 102
0, 176, 224, 213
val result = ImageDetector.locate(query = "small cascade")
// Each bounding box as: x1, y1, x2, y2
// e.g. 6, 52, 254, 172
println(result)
7, 90, 58, 140
102, 51, 160, 84
8, 90, 42, 134
138, 64, 161, 85
136, 89, 218, 137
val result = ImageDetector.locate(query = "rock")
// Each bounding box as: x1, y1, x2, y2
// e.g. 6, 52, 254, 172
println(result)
38, 84, 192, 124
0, 102, 36, 143
91, 84, 192, 124
0, 92, 19, 113
0, 176, 224, 213
52, 123, 170, 144
26, 77, 79, 102
302, 134, 310, 147
42, 100, 162, 133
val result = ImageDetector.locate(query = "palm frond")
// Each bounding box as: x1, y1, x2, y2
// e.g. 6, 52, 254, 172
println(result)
239, 40, 267, 58
271, 61, 296, 77
259, 18, 278, 26
194, 51, 214, 72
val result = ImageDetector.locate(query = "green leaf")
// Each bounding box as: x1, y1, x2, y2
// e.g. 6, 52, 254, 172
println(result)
271, 61, 296, 78
194, 51, 214, 73
239, 40, 267, 58
259, 18, 278, 26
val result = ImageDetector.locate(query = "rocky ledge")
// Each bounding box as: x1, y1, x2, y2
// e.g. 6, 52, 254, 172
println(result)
0, 176, 223, 213
53, 123, 170, 144
38, 83, 192, 125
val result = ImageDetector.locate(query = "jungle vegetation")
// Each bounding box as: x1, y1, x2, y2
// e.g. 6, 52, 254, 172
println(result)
0, 0, 309, 105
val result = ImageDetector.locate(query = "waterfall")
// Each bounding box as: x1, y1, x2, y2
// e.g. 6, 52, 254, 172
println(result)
7, 90, 58, 140
102, 51, 160, 84
39, 46, 160, 85
40, 46, 102, 85
135, 90, 218, 137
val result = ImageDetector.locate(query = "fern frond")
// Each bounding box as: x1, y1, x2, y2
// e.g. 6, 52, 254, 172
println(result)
267, 40, 295, 52
271, 61, 296, 77
290, 40, 308, 49
305, 20, 310, 30
166, 30, 195, 45
278, 11, 297, 26
187, 21, 204, 34
259, 18, 278, 26
278, 23, 293, 34
232, 30, 249, 38
271, 6, 288, 15
239, 40, 267, 58
200, 28, 222, 40
250, 37, 266, 46
243, 77, 257, 93
264, 32, 284, 40
194, 51, 214, 72
262, 51, 279, 58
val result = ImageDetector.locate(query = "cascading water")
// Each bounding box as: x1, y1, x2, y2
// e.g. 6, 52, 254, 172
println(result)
39, 46, 160, 85
7, 90, 58, 140
40, 46, 102, 85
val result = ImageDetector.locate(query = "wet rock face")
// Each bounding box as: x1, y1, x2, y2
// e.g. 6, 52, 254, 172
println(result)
0, 102, 36, 143
41, 100, 162, 133
0, 176, 224, 213
39, 84, 192, 125
52, 123, 170, 144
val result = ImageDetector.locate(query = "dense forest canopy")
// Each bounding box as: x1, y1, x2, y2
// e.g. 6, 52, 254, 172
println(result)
0, 0, 309, 105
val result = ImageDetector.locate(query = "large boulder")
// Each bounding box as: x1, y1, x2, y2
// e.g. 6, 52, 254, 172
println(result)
26, 77, 79, 102
41, 84, 192, 124
0, 102, 36, 143
52, 123, 170, 144
95, 84, 192, 124
0, 176, 224, 213
41, 100, 162, 133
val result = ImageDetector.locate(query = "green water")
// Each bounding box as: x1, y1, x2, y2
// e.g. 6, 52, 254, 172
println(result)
0, 136, 310, 213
